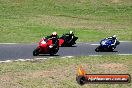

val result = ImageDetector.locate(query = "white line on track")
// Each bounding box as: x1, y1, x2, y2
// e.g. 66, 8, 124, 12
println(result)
120, 41, 132, 42
34, 58, 47, 60
89, 55, 102, 56
25, 59, 31, 61
0, 60, 12, 63
0, 53, 132, 64
90, 44, 100, 45
117, 54, 132, 56
1, 53, 131, 63
16, 59, 27, 62
61, 56, 74, 58
66, 56, 74, 58
48, 57, 54, 59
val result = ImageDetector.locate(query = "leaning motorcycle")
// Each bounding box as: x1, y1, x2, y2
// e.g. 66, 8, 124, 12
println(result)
95, 39, 120, 52
33, 38, 59, 56
59, 34, 78, 47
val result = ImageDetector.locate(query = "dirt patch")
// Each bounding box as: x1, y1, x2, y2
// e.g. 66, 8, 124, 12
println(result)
13, 70, 57, 79
0, 70, 57, 87
56, 0, 86, 4
29, 15, 129, 30
0, 62, 130, 87
29, 70, 56, 78
0, 73, 23, 88
12, 0, 26, 3
111, 0, 120, 3
98, 63, 128, 73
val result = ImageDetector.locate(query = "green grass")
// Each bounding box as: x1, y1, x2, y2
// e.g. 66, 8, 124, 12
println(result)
0, 1, 132, 88
0, 55, 132, 88
0, 0, 132, 43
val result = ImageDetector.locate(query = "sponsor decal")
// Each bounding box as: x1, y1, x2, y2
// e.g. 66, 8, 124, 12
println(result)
76, 65, 131, 85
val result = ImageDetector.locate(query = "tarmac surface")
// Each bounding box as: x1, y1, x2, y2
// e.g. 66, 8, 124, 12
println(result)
0, 42, 132, 61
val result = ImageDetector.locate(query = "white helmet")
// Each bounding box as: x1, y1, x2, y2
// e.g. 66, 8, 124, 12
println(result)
69, 31, 73, 34
52, 32, 57, 36
113, 35, 116, 38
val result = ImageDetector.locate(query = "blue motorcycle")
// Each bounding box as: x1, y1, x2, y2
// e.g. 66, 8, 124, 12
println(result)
95, 39, 119, 52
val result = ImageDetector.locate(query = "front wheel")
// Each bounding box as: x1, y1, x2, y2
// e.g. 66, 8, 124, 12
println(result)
95, 46, 100, 52
33, 48, 40, 56
50, 53, 54, 56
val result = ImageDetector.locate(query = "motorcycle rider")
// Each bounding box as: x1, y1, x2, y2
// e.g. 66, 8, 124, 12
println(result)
105, 35, 119, 49
45, 32, 59, 48
69, 31, 74, 39
63, 31, 74, 42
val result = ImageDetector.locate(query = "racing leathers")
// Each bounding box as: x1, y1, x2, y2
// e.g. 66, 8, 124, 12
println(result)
45, 35, 59, 48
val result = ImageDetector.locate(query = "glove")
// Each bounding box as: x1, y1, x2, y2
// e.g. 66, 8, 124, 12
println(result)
49, 45, 53, 48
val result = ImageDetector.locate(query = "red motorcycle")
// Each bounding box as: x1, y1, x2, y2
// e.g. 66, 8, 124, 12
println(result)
59, 38, 65, 46
33, 38, 59, 56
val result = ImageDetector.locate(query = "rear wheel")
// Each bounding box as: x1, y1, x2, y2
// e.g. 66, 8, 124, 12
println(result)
110, 47, 114, 52
68, 43, 73, 47
116, 41, 120, 45
33, 48, 40, 56
108, 46, 115, 52
50, 47, 59, 56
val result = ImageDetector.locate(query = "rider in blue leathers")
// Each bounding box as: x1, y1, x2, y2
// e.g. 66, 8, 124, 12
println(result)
105, 35, 119, 49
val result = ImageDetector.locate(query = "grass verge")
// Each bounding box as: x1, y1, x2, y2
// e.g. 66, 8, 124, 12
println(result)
0, 55, 132, 88
0, 0, 132, 43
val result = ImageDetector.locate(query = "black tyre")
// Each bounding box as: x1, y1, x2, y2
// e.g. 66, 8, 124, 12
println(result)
110, 47, 114, 52
95, 46, 100, 52
108, 46, 115, 52
33, 48, 40, 56
61, 43, 65, 47
50, 53, 54, 56
74, 37, 78, 41
50, 47, 59, 56
68, 44, 73, 47
116, 41, 120, 45
49, 49, 55, 56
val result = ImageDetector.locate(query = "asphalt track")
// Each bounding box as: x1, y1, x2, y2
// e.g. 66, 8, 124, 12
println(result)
0, 42, 132, 61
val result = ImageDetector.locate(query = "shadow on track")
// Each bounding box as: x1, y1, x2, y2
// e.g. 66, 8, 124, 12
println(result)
60, 46, 77, 47
38, 54, 60, 56
97, 51, 118, 52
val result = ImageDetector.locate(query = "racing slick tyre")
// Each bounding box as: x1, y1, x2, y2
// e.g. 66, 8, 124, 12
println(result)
95, 46, 100, 52
49, 49, 55, 56
50, 53, 54, 56
33, 48, 40, 56
116, 41, 120, 45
